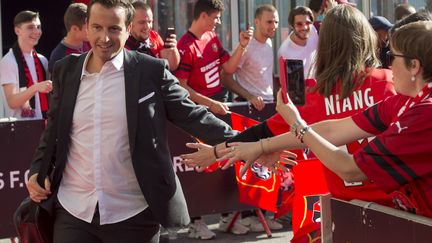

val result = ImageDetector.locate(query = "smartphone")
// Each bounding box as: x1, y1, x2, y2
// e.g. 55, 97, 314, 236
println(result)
164, 27, 175, 48
166, 27, 175, 38
279, 58, 305, 105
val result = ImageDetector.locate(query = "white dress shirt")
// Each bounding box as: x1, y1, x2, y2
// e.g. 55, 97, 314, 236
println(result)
57, 50, 148, 224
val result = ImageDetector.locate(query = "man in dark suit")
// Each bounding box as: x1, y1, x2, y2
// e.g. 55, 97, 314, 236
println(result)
26, 0, 235, 242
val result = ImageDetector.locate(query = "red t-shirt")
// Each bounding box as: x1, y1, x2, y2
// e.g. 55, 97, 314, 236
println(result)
352, 93, 432, 217
266, 68, 397, 205
125, 30, 164, 58
175, 31, 230, 97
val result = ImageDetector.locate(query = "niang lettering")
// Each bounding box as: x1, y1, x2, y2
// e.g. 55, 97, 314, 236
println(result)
325, 88, 374, 116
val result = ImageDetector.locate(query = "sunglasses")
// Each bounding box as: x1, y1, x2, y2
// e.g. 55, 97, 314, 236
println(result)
386, 51, 411, 64
294, 21, 313, 28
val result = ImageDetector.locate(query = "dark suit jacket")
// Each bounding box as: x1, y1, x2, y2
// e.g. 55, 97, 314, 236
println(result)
30, 49, 236, 227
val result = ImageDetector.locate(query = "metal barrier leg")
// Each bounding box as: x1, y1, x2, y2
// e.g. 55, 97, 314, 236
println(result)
256, 209, 272, 238
226, 211, 241, 233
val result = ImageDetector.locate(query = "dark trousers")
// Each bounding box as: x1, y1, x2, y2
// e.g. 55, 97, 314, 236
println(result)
53, 201, 160, 243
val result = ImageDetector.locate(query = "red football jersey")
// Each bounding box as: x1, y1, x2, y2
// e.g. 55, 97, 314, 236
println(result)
175, 31, 229, 97
266, 68, 397, 205
353, 92, 432, 217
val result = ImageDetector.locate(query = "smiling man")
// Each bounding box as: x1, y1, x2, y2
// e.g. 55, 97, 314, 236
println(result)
25, 0, 237, 242
0, 10, 52, 119
125, 1, 179, 71
278, 6, 318, 78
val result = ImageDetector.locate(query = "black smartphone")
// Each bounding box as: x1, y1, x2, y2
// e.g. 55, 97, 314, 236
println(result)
164, 27, 175, 48
279, 58, 305, 105
166, 27, 175, 38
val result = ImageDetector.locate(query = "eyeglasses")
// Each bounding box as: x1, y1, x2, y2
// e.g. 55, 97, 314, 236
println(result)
386, 51, 411, 64
294, 21, 312, 28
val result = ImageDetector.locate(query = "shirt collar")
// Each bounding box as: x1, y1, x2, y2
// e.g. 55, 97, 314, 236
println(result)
81, 49, 124, 79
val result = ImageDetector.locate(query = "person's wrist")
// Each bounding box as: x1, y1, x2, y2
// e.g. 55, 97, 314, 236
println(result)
238, 43, 247, 52
245, 94, 255, 101
259, 138, 269, 154
30, 84, 38, 94
297, 125, 311, 143
290, 119, 306, 136
224, 141, 230, 149
213, 145, 221, 159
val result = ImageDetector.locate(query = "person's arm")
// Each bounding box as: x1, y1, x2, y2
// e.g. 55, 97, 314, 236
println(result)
221, 28, 253, 74
2, 81, 53, 109
268, 91, 369, 181
178, 78, 229, 115
221, 71, 265, 111
181, 120, 275, 168
219, 90, 373, 177
217, 117, 363, 170
26, 56, 68, 202
160, 34, 180, 71
296, 125, 367, 182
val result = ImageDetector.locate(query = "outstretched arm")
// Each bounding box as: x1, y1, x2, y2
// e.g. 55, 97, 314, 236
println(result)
220, 90, 373, 179
178, 78, 229, 115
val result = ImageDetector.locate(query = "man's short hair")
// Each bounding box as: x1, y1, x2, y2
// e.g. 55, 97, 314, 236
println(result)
254, 4, 277, 19
391, 21, 432, 82
64, 3, 87, 31
288, 6, 314, 27
87, 0, 134, 27
193, 0, 224, 20
394, 3, 416, 22
132, 0, 151, 11
390, 11, 432, 34
14, 10, 39, 27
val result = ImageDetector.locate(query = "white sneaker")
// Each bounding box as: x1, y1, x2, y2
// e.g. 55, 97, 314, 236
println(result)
188, 219, 216, 240
266, 217, 283, 230
241, 216, 264, 232
218, 214, 250, 235
241, 216, 284, 232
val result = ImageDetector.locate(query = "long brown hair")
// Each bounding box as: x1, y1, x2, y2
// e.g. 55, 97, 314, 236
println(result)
313, 5, 380, 98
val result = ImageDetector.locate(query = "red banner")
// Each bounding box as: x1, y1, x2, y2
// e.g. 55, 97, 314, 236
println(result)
230, 112, 281, 212
292, 159, 329, 234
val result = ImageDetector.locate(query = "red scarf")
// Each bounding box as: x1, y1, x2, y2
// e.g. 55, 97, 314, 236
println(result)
12, 43, 48, 114
394, 83, 432, 121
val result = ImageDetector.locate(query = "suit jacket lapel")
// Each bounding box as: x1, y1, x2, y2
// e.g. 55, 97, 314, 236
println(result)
52, 54, 85, 187
57, 55, 85, 145
124, 50, 139, 155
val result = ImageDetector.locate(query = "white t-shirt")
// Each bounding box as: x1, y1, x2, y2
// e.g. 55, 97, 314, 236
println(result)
235, 37, 274, 101
0, 88, 5, 119
0, 48, 49, 119
278, 27, 318, 78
